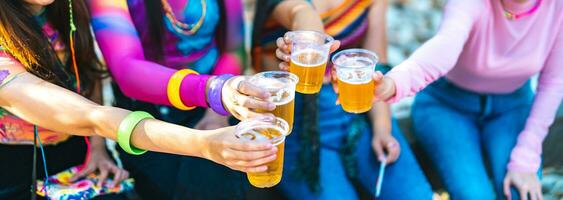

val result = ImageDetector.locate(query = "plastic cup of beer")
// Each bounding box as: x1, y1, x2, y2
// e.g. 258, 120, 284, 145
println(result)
331, 49, 379, 113
235, 116, 289, 188
286, 31, 334, 94
250, 71, 298, 133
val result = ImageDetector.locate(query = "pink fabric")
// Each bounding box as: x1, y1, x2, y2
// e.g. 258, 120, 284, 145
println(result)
386, 0, 563, 172
212, 53, 242, 75
88, 0, 208, 107
180, 74, 210, 108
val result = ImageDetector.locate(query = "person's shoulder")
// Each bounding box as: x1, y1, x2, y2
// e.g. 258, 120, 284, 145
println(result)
446, 0, 488, 17
552, 0, 563, 19
553, 0, 563, 9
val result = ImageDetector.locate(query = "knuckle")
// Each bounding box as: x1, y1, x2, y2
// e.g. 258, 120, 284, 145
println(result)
221, 151, 230, 159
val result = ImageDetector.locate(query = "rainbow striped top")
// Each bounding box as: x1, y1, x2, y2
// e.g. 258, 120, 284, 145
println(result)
89, 0, 245, 107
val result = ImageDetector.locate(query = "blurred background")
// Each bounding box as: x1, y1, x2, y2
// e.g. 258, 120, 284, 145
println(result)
239, 0, 563, 199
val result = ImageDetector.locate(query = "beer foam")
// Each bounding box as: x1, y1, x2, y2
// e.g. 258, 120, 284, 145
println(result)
252, 78, 295, 104
238, 126, 285, 145
270, 88, 294, 105
291, 49, 327, 67
337, 67, 373, 84
335, 57, 374, 84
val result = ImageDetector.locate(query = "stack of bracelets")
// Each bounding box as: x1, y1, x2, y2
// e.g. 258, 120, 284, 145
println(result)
206, 74, 234, 116
117, 70, 234, 155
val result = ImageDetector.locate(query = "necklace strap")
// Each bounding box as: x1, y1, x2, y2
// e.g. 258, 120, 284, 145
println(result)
501, 0, 542, 20
161, 0, 207, 35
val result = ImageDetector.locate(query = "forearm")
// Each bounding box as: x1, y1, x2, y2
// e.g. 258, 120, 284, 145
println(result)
90, 0, 209, 107
0, 73, 207, 157
91, 106, 207, 157
90, 136, 107, 152
368, 102, 392, 136
273, 0, 324, 32
363, 0, 388, 63
384, 2, 479, 102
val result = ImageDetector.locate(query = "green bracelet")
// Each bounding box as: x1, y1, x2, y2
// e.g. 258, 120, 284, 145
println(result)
117, 111, 154, 155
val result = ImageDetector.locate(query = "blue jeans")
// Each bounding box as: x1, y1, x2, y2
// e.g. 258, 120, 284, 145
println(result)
279, 85, 433, 200
412, 78, 539, 200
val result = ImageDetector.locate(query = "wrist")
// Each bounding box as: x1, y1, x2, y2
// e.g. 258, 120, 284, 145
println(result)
372, 128, 392, 137
207, 74, 233, 116
193, 130, 211, 159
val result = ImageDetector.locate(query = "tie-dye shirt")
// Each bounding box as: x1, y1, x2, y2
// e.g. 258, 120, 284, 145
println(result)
89, 0, 245, 107
0, 14, 72, 145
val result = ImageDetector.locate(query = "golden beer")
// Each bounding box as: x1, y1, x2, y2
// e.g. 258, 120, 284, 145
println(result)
236, 117, 289, 188
251, 72, 297, 132
338, 79, 375, 113
260, 99, 295, 133
246, 132, 285, 188
289, 50, 327, 94
286, 31, 334, 94
332, 49, 379, 113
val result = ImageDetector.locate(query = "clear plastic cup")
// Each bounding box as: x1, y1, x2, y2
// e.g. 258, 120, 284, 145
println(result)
331, 49, 379, 113
250, 71, 298, 133
235, 117, 289, 188
286, 31, 334, 94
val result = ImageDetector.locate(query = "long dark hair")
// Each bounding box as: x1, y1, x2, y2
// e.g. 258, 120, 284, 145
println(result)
143, 0, 227, 63
0, 0, 104, 97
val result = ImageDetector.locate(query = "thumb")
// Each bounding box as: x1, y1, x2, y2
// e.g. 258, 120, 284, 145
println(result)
504, 177, 512, 200
372, 72, 388, 101
373, 71, 384, 85
330, 40, 341, 53
372, 140, 385, 162
331, 67, 339, 93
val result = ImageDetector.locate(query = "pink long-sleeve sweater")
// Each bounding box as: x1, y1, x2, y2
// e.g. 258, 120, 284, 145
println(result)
386, 0, 562, 173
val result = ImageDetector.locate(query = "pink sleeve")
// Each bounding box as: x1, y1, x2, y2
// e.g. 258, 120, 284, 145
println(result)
88, 0, 209, 108
212, 53, 242, 75
211, 0, 245, 76
508, 26, 563, 173
385, 0, 484, 103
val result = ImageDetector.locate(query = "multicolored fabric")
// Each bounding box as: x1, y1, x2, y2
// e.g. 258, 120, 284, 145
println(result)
0, 13, 72, 145
36, 166, 134, 200
89, 0, 245, 107
252, 0, 373, 72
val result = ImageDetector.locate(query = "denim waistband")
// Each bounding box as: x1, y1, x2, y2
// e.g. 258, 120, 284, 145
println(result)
422, 78, 534, 117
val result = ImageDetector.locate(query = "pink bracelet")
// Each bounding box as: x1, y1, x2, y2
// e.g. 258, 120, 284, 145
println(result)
180, 74, 210, 108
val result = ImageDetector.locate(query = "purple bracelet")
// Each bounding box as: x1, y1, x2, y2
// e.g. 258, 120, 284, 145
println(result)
208, 74, 234, 116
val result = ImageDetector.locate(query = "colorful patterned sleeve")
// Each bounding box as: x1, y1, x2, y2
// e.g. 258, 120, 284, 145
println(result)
0, 48, 26, 89
211, 0, 245, 75
88, 0, 209, 107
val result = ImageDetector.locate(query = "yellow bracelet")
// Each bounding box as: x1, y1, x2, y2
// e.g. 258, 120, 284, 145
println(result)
167, 69, 198, 110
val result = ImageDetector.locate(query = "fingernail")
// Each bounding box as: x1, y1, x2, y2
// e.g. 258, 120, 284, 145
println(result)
272, 147, 278, 153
